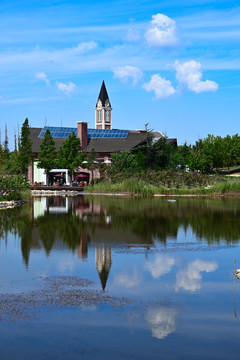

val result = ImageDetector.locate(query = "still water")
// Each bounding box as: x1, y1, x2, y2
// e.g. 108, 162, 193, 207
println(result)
0, 195, 240, 359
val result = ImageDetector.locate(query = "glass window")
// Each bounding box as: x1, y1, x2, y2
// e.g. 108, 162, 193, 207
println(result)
98, 110, 101, 122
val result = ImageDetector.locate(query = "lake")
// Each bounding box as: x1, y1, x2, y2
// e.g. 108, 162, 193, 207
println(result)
0, 195, 240, 359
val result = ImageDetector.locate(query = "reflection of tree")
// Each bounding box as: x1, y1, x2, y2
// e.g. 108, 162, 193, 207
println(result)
1, 197, 240, 269
37, 213, 85, 254
0, 204, 86, 267
87, 196, 240, 245
0, 206, 33, 267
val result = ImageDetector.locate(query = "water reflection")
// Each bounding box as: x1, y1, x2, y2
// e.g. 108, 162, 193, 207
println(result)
145, 254, 175, 279
145, 306, 178, 339
95, 244, 112, 290
115, 267, 143, 288
0, 196, 239, 291
175, 259, 218, 292
1, 195, 240, 357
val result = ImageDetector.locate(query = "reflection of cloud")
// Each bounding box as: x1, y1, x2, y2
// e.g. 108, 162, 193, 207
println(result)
175, 259, 218, 292
146, 307, 177, 339
57, 257, 76, 273
145, 254, 175, 279
114, 267, 142, 288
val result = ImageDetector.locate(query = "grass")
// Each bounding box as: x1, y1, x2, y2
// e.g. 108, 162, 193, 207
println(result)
0, 189, 32, 202
86, 174, 240, 197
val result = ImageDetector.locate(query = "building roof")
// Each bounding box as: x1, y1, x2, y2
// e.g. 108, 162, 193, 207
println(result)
29, 127, 176, 154
96, 80, 111, 107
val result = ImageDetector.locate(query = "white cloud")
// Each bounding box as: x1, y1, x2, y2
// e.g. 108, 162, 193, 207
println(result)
175, 60, 219, 93
145, 254, 175, 279
0, 41, 97, 71
145, 13, 179, 48
56, 81, 76, 97
175, 259, 218, 292
126, 28, 140, 42
36, 72, 50, 85
143, 74, 175, 99
113, 65, 143, 85
145, 307, 177, 339
74, 41, 97, 53
114, 267, 142, 288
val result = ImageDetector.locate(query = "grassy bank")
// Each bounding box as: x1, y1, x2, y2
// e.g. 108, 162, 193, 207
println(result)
87, 174, 240, 196
0, 188, 32, 202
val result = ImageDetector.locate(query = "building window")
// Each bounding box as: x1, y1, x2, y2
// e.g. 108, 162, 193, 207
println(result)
98, 110, 101, 122
106, 110, 110, 122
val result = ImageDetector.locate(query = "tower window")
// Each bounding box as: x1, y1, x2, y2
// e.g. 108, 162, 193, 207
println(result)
106, 110, 110, 122
98, 110, 101, 122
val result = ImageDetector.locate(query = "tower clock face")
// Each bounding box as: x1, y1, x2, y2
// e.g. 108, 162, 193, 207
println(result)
105, 100, 109, 107
97, 100, 102, 108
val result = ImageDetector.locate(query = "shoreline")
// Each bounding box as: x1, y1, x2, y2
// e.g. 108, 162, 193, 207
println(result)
32, 189, 240, 198
1, 190, 240, 207
0, 200, 26, 209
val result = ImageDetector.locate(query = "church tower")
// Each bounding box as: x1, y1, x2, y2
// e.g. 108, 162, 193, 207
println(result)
95, 81, 112, 130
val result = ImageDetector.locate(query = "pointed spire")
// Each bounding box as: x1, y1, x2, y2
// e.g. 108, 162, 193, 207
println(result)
96, 80, 111, 107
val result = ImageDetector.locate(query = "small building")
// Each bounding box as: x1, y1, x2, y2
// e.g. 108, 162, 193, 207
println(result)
28, 81, 177, 185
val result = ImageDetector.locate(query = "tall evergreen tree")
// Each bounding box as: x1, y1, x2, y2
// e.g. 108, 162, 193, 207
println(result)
37, 129, 57, 185
57, 132, 84, 179
19, 118, 33, 178
3, 124, 9, 161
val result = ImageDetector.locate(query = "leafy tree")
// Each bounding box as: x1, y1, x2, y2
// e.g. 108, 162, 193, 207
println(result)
145, 138, 177, 170
2, 152, 22, 175
110, 151, 139, 174
19, 118, 32, 178
57, 132, 84, 179
82, 148, 99, 185
222, 134, 240, 170
0, 173, 29, 200
37, 129, 57, 185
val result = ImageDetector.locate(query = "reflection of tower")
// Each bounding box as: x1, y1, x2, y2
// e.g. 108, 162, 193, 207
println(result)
78, 230, 88, 260
95, 245, 112, 290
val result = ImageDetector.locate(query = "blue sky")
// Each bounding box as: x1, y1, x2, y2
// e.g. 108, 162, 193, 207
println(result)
0, 0, 240, 149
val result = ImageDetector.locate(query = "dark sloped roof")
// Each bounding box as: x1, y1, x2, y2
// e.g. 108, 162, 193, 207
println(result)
30, 128, 148, 153
30, 128, 66, 153
29, 127, 176, 154
96, 80, 111, 107
87, 132, 148, 152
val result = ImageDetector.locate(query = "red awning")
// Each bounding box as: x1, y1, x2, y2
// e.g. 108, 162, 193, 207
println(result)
76, 174, 88, 178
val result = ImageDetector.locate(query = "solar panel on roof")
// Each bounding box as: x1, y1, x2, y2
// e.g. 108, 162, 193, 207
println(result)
38, 126, 129, 139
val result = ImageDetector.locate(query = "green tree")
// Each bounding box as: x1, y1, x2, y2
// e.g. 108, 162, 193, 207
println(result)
0, 173, 29, 200
145, 138, 177, 170
57, 132, 84, 180
3, 152, 22, 175
222, 134, 240, 170
83, 148, 99, 185
19, 118, 32, 178
37, 129, 57, 185
110, 151, 139, 174
1, 125, 10, 164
